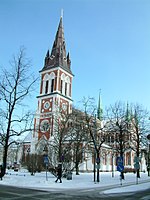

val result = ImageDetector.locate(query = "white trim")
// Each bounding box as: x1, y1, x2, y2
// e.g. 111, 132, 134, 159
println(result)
56, 69, 60, 91
40, 66, 73, 78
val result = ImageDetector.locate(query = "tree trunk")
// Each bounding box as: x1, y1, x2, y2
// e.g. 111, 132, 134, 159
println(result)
96, 151, 100, 182
75, 146, 80, 175
120, 129, 124, 180
3, 143, 8, 175
93, 151, 96, 182
136, 135, 140, 178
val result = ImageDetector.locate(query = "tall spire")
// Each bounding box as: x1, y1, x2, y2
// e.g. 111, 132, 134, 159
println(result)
125, 102, 130, 122
43, 14, 72, 74
97, 90, 103, 121
134, 108, 138, 126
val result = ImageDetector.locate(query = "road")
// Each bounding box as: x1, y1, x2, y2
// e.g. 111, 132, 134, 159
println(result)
0, 184, 150, 200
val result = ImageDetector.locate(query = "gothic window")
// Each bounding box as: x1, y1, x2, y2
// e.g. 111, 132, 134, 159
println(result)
126, 152, 131, 165
65, 76, 70, 96
60, 73, 71, 96
42, 72, 55, 94
104, 153, 107, 165
49, 72, 55, 93
60, 80, 63, 93
61, 73, 65, 94
43, 73, 49, 94
51, 79, 54, 92
45, 80, 49, 94
65, 82, 67, 95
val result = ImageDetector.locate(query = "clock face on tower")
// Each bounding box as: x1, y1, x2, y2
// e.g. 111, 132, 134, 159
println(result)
44, 101, 50, 110
40, 120, 50, 133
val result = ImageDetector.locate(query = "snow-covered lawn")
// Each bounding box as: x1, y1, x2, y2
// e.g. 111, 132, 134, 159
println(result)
0, 169, 150, 194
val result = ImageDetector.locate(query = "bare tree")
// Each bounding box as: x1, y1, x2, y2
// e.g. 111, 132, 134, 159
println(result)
47, 105, 90, 176
69, 108, 90, 175
0, 48, 38, 176
48, 105, 74, 172
81, 97, 106, 182
106, 102, 130, 179
130, 104, 150, 178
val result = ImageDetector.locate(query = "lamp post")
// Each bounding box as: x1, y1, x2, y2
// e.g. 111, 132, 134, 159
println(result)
43, 145, 48, 181
147, 134, 150, 176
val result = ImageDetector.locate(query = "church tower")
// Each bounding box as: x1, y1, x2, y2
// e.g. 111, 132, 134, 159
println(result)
32, 15, 73, 153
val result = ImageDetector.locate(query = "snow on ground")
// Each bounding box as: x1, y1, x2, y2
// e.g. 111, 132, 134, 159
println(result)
0, 169, 150, 194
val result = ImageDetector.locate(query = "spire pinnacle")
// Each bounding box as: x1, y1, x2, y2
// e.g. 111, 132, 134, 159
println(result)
97, 89, 103, 121
42, 13, 72, 75
61, 9, 64, 20
126, 101, 129, 123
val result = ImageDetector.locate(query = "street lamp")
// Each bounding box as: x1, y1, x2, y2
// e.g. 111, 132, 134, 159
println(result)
43, 145, 48, 181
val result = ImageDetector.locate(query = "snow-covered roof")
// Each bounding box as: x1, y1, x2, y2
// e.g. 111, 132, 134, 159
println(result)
101, 143, 112, 149
23, 132, 32, 143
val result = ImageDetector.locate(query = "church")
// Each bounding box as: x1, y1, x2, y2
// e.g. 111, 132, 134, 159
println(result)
29, 14, 147, 173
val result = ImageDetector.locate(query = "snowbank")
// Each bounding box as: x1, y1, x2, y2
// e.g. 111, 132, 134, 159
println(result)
0, 169, 149, 194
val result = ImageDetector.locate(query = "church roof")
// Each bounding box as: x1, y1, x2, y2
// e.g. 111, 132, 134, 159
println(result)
23, 132, 32, 143
41, 17, 72, 75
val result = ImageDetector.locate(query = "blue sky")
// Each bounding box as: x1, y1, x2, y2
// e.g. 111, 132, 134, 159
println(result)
0, 0, 150, 111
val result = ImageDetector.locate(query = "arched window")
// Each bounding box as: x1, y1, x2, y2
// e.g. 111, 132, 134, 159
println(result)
65, 82, 67, 95
61, 73, 65, 94
42, 72, 55, 94
126, 152, 131, 165
60, 80, 63, 93
45, 80, 49, 94
51, 79, 54, 92
50, 72, 55, 93
60, 74, 70, 96
65, 76, 70, 96
43, 73, 49, 94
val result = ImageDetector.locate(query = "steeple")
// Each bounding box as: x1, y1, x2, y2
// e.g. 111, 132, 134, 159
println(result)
125, 102, 130, 122
32, 12, 74, 153
43, 16, 72, 74
97, 90, 103, 121
134, 108, 138, 126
